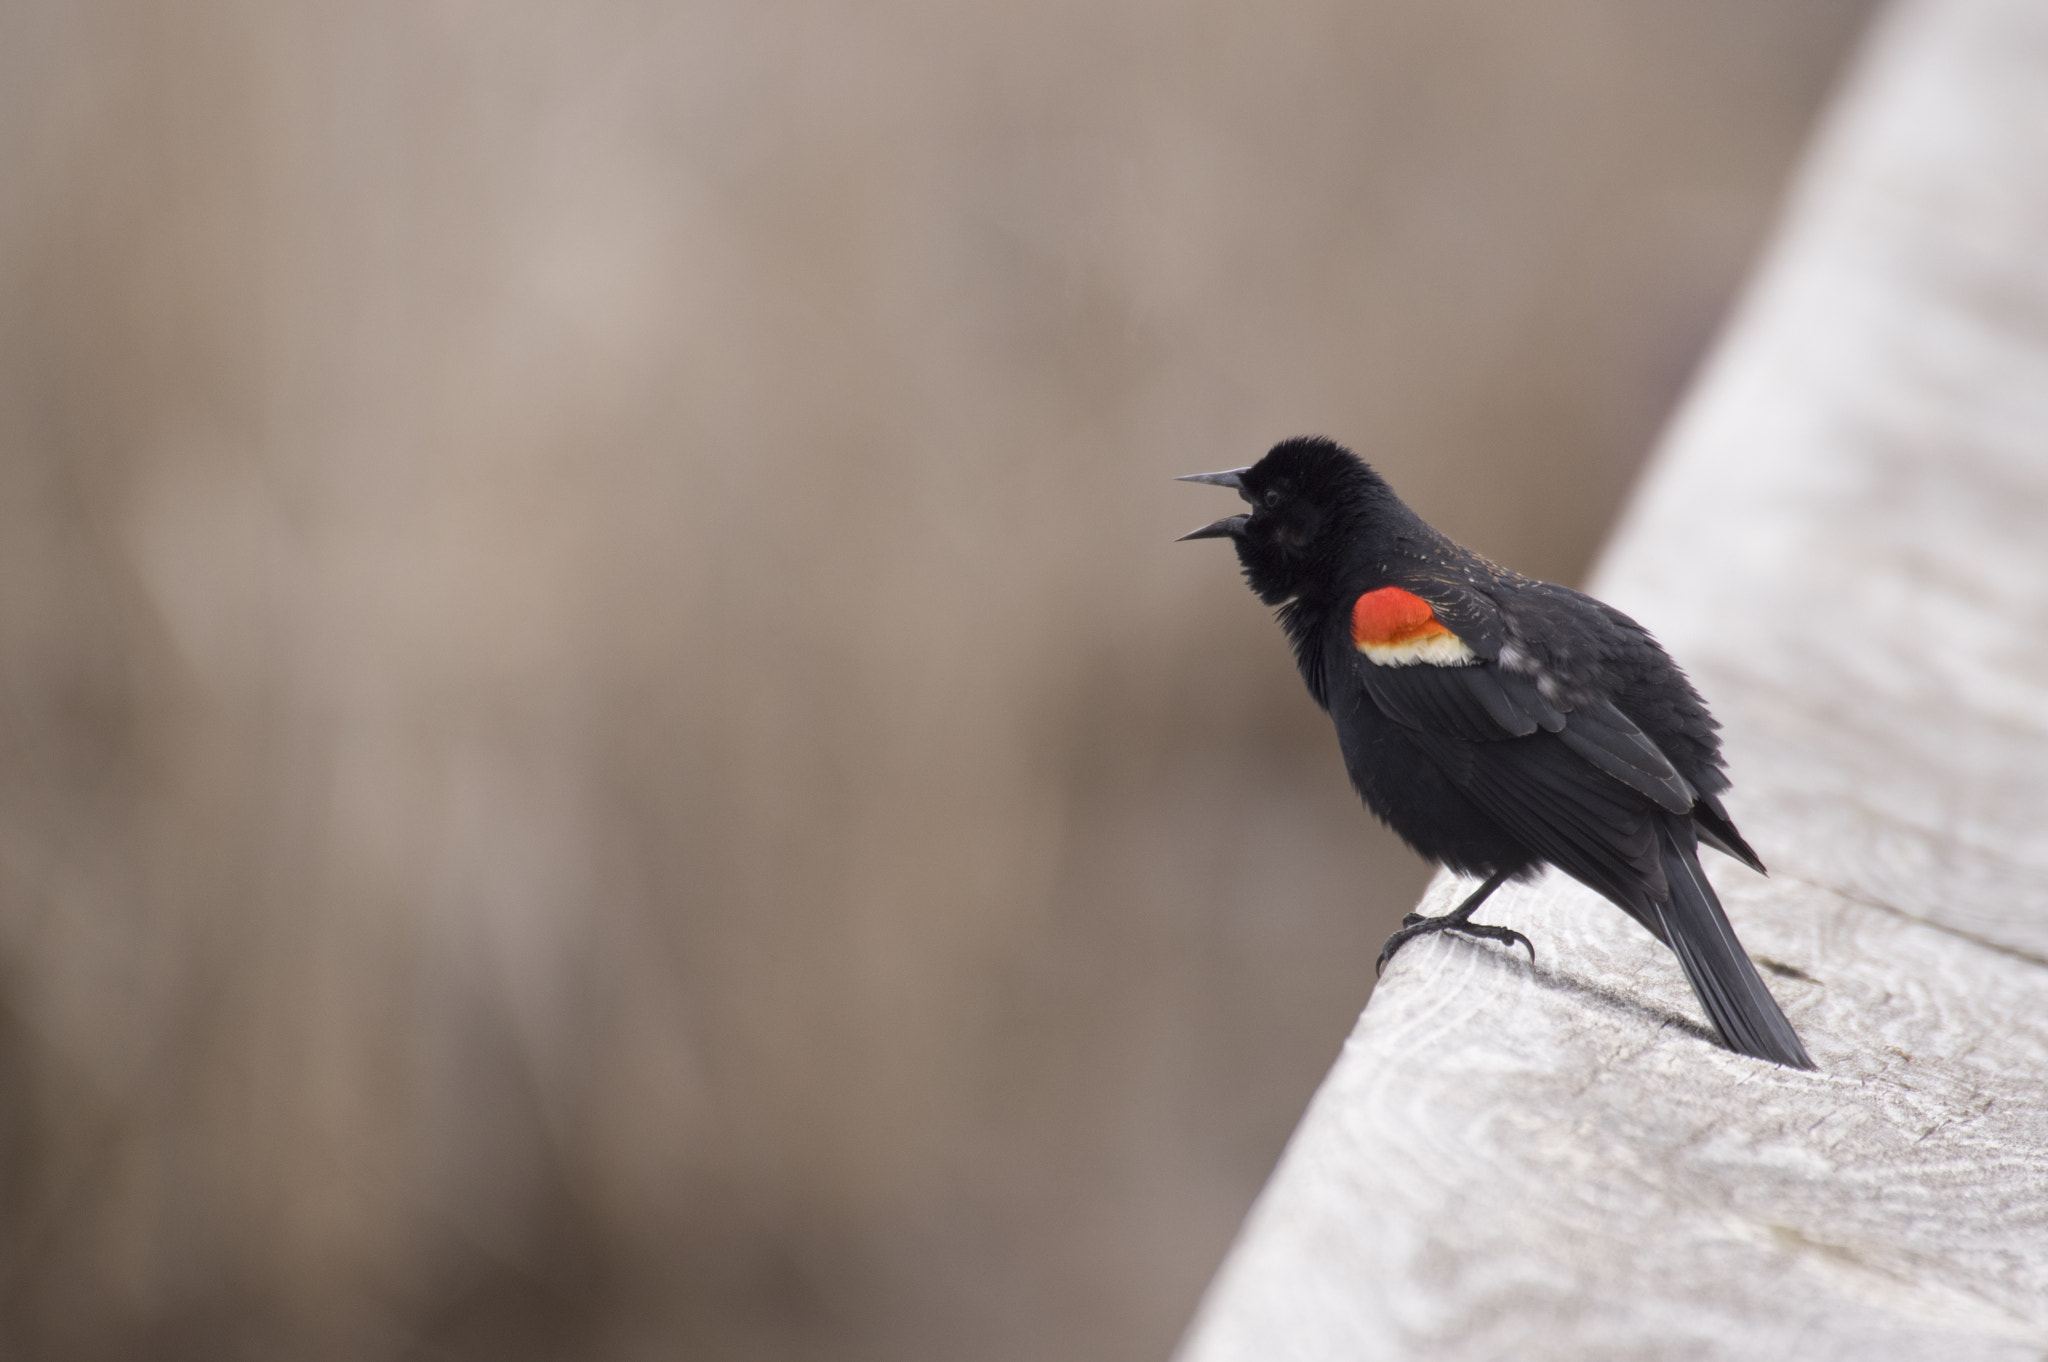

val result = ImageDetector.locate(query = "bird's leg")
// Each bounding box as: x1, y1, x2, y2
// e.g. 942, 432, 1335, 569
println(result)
1376, 870, 1533, 975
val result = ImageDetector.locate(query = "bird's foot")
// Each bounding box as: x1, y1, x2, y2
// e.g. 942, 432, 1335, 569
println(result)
1376, 915, 1535, 975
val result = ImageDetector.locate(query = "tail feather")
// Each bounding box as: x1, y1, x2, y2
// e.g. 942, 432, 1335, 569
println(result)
1692, 789, 1766, 875
1653, 820, 1812, 1069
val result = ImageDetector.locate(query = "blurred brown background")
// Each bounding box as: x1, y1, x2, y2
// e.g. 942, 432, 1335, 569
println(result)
0, 2, 1871, 1359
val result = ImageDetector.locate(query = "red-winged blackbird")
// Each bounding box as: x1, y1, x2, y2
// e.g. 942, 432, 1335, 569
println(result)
1181, 437, 1812, 1068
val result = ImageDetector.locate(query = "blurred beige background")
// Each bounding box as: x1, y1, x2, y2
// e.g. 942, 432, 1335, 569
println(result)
0, 2, 1870, 1359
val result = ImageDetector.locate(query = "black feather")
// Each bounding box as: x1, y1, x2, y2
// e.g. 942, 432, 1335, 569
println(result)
1654, 820, 1811, 1067
1692, 789, 1767, 874
1554, 698, 1696, 815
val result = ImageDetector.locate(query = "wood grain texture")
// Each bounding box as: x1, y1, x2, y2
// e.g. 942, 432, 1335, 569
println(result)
1176, 1, 2048, 1357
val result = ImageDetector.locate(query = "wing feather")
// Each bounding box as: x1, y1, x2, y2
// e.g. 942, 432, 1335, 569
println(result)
1553, 698, 1696, 815
1358, 664, 1503, 742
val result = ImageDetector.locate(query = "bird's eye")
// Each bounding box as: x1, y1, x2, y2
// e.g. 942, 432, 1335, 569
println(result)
1263, 488, 1282, 509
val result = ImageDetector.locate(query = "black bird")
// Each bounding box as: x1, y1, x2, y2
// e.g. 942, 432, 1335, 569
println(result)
1180, 436, 1812, 1068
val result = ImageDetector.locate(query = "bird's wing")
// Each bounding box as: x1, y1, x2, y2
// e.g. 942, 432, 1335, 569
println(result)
1341, 582, 1704, 924
1350, 583, 1697, 815
1398, 719, 1668, 927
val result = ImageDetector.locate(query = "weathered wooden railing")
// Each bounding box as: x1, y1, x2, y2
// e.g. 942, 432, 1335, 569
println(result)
1175, 0, 2048, 1355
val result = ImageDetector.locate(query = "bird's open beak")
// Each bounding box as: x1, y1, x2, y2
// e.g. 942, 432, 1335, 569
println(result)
1176, 468, 1248, 490
1177, 467, 1252, 541
1178, 515, 1249, 542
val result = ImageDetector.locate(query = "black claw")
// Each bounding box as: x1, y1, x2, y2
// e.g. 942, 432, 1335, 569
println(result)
1453, 922, 1536, 965
1378, 871, 1528, 977
1375, 914, 1535, 977
1375, 918, 1440, 975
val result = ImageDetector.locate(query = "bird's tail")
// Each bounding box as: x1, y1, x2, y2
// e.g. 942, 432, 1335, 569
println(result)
1654, 820, 1813, 1069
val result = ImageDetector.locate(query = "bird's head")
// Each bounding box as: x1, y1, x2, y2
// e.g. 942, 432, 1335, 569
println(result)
1178, 436, 1390, 605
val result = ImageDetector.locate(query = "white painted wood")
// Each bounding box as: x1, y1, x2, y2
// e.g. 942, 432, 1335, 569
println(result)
1176, 2, 2048, 1358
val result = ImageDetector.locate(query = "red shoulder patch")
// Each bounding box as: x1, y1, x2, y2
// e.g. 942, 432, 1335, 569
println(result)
1351, 586, 1450, 649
